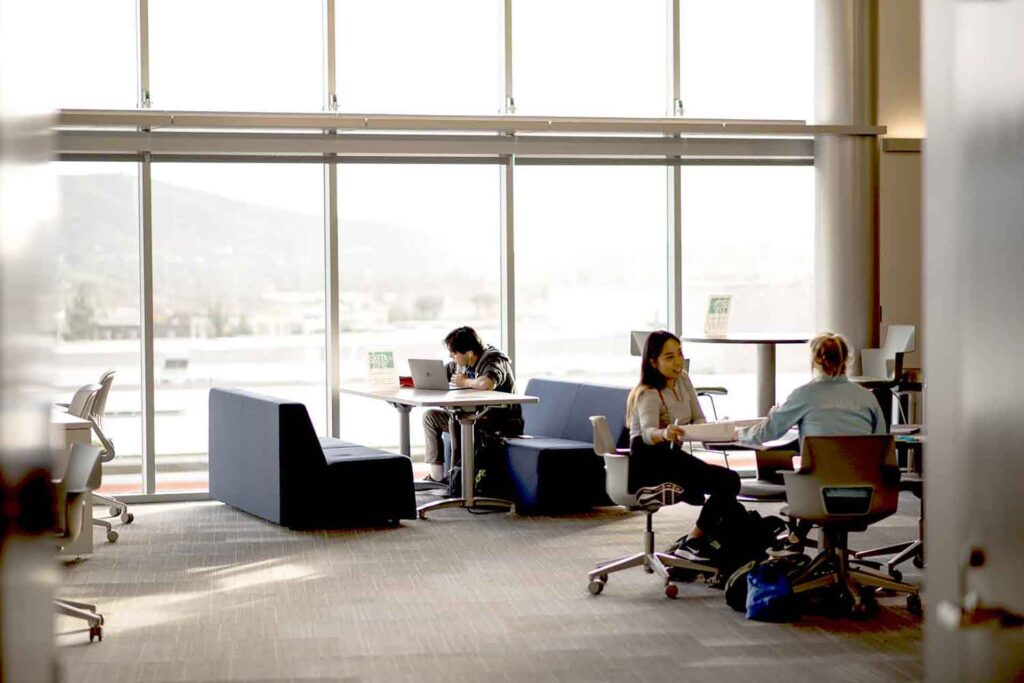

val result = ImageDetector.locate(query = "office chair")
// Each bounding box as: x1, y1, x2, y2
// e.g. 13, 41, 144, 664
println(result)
781, 435, 922, 618
853, 440, 924, 580
54, 442, 105, 642
586, 416, 717, 599
682, 357, 728, 420
65, 383, 120, 542
87, 371, 134, 527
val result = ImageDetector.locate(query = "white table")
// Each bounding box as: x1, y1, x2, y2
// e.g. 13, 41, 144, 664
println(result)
339, 386, 538, 517
683, 333, 810, 416
51, 410, 94, 555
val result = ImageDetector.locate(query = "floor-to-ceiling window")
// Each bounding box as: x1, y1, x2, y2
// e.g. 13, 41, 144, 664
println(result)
514, 0, 667, 116
515, 165, 668, 387
148, 0, 323, 111
680, 0, 814, 121
54, 162, 144, 495
151, 163, 326, 491
336, 164, 501, 454
681, 166, 816, 418
53, 0, 818, 496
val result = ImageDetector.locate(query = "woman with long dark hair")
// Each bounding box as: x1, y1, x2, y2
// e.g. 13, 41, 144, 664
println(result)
627, 330, 741, 558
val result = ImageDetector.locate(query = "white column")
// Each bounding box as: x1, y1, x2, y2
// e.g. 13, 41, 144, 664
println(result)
814, 0, 880, 361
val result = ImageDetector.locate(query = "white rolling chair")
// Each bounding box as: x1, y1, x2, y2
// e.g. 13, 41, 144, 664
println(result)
87, 371, 133, 527
54, 442, 105, 642
586, 416, 717, 599
64, 382, 120, 542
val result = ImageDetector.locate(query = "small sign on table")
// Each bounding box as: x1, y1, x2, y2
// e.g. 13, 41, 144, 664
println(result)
704, 294, 733, 337
367, 350, 397, 389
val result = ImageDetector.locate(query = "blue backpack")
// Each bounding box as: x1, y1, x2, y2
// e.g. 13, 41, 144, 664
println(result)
745, 562, 797, 622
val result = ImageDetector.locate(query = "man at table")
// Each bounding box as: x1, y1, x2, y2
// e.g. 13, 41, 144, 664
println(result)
422, 326, 524, 483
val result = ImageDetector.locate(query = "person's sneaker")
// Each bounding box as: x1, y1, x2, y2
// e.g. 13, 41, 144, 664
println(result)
635, 483, 685, 508
672, 535, 712, 562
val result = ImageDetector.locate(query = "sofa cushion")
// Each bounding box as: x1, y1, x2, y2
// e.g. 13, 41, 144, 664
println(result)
521, 379, 580, 438
563, 383, 630, 445
319, 436, 359, 449
504, 437, 610, 513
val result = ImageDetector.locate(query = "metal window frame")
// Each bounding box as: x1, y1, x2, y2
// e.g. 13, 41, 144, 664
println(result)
73, 1, 878, 501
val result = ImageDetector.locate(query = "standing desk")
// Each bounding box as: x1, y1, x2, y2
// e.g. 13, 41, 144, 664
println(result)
682, 333, 810, 416
339, 386, 538, 517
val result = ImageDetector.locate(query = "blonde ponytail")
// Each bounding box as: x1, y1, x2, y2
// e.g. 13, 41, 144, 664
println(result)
809, 332, 850, 377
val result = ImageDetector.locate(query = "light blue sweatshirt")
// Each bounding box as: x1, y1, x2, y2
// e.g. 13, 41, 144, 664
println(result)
738, 375, 886, 446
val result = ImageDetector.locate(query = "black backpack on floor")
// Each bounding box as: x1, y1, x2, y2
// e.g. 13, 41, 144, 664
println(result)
699, 502, 787, 584
448, 431, 513, 501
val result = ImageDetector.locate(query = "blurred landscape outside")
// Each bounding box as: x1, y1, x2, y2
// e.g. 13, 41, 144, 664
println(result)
55, 162, 814, 495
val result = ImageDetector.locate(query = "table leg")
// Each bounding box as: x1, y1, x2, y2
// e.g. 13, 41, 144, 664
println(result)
756, 342, 777, 417
391, 403, 412, 456
417, 410, 513, 518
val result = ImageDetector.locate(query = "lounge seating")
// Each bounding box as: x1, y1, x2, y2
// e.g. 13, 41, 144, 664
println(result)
209, 388, 416, 528
503, 379, 629, 513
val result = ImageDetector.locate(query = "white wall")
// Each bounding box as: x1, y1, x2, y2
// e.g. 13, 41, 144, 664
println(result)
878, 0, 923, 369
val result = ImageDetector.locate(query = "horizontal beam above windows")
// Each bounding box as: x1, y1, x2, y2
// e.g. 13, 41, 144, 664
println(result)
55, 130, 814, 162
58, 109, 885, 137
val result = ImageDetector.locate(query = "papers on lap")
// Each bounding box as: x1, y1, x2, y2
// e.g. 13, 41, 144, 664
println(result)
681, 419, 761, 443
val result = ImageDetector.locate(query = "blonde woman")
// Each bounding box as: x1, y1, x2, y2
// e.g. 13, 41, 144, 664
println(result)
737, 332, 886, 447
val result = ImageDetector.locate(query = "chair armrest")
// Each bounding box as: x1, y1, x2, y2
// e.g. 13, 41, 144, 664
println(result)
695, 386, 728, 396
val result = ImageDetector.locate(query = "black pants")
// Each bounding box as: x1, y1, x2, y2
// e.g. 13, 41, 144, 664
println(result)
628, 436, 741, 532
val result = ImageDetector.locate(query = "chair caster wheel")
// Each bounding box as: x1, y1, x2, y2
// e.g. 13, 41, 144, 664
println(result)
121, 511, 134, 524
912, 556, 924, 569
851, 593, 878, 620
588, 579, 605, 595
597, 574, 608, 583
888, 568, 903, 583
108, 506, 120, 517
665, 583, 679, 599
89, 625, 102, 642
106, 530, 118, 543
906, 593, 923, 616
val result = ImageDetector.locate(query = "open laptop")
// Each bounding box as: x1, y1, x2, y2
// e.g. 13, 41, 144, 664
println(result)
408, 359, 468, 391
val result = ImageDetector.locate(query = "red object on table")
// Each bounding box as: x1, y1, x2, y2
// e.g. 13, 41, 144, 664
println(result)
398, 375, 414, 388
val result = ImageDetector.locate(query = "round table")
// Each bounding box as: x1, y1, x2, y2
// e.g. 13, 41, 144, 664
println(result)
682, 333, 810, 416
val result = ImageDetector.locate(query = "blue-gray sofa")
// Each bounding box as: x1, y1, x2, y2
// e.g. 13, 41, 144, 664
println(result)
209, 388, 416, 528
503, 378, 630, 513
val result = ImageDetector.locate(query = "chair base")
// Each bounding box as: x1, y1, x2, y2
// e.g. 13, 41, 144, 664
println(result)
586, 511, 718, 599
854, 540, 924, 578
790, 528, 921, 618
417, 495, 513, 519
55, 598, 104, 642
93, 492, 133, 525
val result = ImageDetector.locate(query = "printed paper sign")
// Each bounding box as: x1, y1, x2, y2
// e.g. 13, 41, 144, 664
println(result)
704, 294, 732, 337
367, 350, 397, 389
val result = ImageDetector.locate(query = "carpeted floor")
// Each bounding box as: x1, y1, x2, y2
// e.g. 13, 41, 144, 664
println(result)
56, 493, 923, 682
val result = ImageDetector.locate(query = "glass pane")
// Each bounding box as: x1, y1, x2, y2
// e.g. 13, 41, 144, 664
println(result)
680, 0, 814, 121
515, 166, 668, 388
152, 163, 326, 492
337, 164, 501, 456
55, 161, 143, 495
337, 0, 502, 115
54, 0, 137, 109
514, 0, 667, 116
681, 166, 815, 418
149, 0, 323, 111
